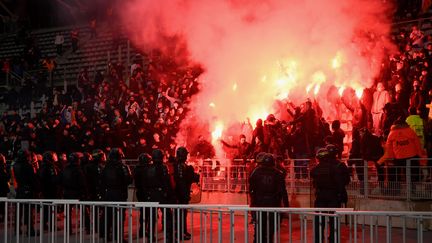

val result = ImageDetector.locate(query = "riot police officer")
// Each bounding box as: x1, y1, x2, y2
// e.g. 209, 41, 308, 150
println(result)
38, 151, 61, 230
310, 145, 350, 243
13, 149, 39, 236
100, 148, 132, 242
0, 154, 9, 221
249, 153, 289, 243
141, 149, 174, 242
82, 150, 104, 233
173, 147, 199, 240
133, 152, 152, 238
62, 152, 88, 234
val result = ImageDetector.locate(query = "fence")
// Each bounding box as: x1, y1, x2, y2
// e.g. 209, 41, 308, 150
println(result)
125, 158, 432, 201
0, 198, 431, 243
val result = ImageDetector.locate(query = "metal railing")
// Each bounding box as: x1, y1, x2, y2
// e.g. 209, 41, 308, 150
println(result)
0, 198, 431, 243
126, 158, 432, 201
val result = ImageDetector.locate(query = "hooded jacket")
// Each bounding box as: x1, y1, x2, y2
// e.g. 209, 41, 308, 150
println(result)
380, 123, 423, 162
405, 114, 425, 147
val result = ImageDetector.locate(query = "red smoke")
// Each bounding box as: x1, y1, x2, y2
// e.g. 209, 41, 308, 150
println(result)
120, 0, 395, 153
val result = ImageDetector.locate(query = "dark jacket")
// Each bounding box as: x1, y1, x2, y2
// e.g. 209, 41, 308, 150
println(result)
101, 161, 132, 201
221, 140, 252, 160
0, 164, 10, 197
249, 165, 289, 207
173, 162, 199, 203
133, 163, 150, 201
13, 160, 39, 199
310, 159, 350, 205
62, 163, 87, 200
140, 163, 174, 203
38, 161, 60, 199
83, 161, 103, 200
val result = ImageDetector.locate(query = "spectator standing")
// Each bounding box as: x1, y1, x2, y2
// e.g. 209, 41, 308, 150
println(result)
54, 33, 64, 56
330, 120, 345, 159
70, 28, 79, 53
372, 82, 391, 135
221, 134, 252, 192
410, 25, 424, 48
89, 19, 97, 38
409, 80, 426, 115
406, 107, 425, 148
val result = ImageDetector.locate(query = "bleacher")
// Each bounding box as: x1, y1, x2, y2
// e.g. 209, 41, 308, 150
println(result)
0, 23, 143, 115
55, 23, 140, 86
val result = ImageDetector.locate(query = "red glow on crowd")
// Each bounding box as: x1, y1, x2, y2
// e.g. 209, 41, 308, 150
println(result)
121, 0, 395, 152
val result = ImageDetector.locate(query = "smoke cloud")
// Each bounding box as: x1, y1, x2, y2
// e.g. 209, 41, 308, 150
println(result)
120, 0, 395, 148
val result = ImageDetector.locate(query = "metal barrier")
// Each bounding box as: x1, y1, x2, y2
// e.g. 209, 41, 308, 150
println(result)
161, 158, 431, 201
1, 198, 431, 243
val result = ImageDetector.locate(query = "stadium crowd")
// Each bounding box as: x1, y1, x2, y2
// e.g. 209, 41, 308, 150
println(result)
0, 7, 432, 185
0, 3, 432, 242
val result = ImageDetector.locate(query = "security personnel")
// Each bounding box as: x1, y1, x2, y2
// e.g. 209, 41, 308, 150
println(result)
83, 150, 105, 233
174, 147, 199, 240
13, 149, 39, 236
62, 152, 87, 234
100, 148, 132, 242
0, 154, 9, 220
311, 146, 350, 243
249, 153, 289, 243
38, 151, 60, 230
133, 153, 152, 238
62, 153, 87, 200
83, 150, 104, 201
142, 149, 174, 242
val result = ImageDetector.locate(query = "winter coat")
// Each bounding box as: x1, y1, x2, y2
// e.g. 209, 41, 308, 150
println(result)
379, 124, 424, 164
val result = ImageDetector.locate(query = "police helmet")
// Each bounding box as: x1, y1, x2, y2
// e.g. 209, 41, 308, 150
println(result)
109, 148, 124, 162
16, 149, 31, 163
92, 149, 104, 159
138, 153, 151, 165
43, 151, 56, 164
315, 148, 330, 160
262, 153, 275, 166
68, 152, 81, 165
176, 147, 189, 161
82, 152, 93, 164
152, 149, 164, 163
325, 144, 339, 158
255, 152, 267, 163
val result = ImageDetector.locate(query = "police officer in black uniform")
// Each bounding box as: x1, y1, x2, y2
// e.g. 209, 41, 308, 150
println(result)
310, 145, 350, 243
0, 154, 9, 221
141, 149, 174, 242
133, 152, 152, 238
174, 147, 199, 240
100, 148, 132, 242
13, 149, 39, 236
83, 149, 105, 233
38, 151, 61, 231
61, 152, 88, 234
249, 153, 289, 243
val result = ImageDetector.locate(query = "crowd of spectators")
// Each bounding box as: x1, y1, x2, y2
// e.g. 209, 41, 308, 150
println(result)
1, 9, 432, 170
0, 48, 202, 160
